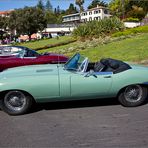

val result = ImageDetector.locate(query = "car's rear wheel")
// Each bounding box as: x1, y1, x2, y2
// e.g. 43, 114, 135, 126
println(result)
118, 85, 148, 107
0, 90, 33, 115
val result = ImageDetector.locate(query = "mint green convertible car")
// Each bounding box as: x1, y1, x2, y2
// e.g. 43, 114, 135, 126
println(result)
0, 53, 148, 115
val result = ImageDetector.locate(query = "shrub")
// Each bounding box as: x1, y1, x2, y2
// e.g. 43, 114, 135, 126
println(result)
124, 17, 140, 22
112, 25, 148, 37
126, 6, 146, 21
72, 17, 124, 39
72, 24, 91, 38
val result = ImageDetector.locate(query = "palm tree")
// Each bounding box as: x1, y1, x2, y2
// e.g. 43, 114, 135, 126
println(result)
75, 0, 84, 12
75, 0, 84, 22
121, 0, 125, 19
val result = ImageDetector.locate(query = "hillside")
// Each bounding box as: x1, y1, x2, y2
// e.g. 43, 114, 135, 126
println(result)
19, 33, 148, 63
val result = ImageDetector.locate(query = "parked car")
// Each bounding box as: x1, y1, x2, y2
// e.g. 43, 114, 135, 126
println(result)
0, 46, 68, 71
0, 45, 26, 57
0, 53, 148, 115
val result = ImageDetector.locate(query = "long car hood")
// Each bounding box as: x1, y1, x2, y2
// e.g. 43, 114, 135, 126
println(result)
0, 64, 60, 78
130, 64, 148, 70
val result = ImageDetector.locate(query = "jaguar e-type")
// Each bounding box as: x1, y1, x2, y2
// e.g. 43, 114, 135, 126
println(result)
0, 53, 148, 115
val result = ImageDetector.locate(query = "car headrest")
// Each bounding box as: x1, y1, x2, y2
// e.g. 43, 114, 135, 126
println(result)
100, 58, 109, 66
108, 60, 119, 69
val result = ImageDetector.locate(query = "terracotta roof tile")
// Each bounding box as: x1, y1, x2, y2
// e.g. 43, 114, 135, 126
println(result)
0, 10, 13, 15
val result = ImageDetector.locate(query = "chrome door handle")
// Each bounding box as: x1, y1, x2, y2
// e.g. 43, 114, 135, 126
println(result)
104, 76, 111, 78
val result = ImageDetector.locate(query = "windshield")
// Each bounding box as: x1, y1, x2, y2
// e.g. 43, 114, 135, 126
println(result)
64, 53, 88, 72
17, 48, 40, 58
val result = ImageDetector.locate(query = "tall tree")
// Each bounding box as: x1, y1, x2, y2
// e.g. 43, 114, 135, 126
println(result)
109, 0, 128, 17
126, 5, 146, 20
54, 8, 57, 14
0, 16, 6, 29
65, 3, 78, 14
56, 5, 60, 15
45, 11, 57, 24
75, 0, 84, 22
0, 16, 8, 39
109, 0, 147, 19
126, 0, 148, 12
45, 0, 52, 11
37, 0, 44, 10
8, 7, 46, 40
88, 0, 108, 9
75, 0, 84, 12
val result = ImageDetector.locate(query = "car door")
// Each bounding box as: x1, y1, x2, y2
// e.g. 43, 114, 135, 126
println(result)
70, 71, 113, 99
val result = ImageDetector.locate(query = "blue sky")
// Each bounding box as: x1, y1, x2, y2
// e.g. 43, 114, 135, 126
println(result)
0, 0, 110, 11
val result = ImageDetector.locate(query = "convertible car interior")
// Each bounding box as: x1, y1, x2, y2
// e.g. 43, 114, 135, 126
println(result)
87, 58, 132, 74
64, 53, 131, 74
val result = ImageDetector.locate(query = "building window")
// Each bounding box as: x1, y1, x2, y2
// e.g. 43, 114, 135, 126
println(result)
89, 11, 92, 15
82, 12, 87, 16
94, 10, 101, 14
81, 19, 87, 22
82, 13, 84, 16
94, 10, 98, 14
94, 17, 101, 20
104, 9, 108, 14
89, 17, 92, 21
94, 17, 98, 20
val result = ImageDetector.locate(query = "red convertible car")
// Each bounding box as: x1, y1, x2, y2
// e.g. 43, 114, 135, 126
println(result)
0, 46, 68, 71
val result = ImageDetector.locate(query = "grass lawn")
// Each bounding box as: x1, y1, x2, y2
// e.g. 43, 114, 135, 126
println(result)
17, 36, 74, 49
37, 33, 148, 62
80, 33, 148, 62
17, 33, 148, 62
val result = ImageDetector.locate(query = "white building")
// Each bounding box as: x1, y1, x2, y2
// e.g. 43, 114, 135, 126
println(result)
42, 24, 76, 37
81, 6, 111, 22
62, 6, 111, 24
62, 13, 80, 24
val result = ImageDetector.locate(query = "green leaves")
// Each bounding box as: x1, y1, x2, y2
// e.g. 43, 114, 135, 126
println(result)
0, 16, 8, 30
75, 0, 84, 12
65, 3, 78, 15
73, 17, 124, 39
109, 0, 147, 19
8, 7, 46, 39
88, 0, 108, 9
112, 26, 148, 37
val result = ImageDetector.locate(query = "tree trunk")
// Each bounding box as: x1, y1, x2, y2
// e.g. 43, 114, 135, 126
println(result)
29, 34, 31, 41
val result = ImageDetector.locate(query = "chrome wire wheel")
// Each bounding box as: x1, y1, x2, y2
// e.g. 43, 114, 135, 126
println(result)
124, 85, 143, 103
4, 91, 27, 112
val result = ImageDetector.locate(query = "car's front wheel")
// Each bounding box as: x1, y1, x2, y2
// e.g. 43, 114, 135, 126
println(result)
0, 90, 33, 115
118, 85, 148, 107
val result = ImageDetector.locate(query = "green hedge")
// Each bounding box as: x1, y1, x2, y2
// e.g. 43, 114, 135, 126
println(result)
34, 39, 76, 51
112, 26, 148, 37
123, 17, 140, 22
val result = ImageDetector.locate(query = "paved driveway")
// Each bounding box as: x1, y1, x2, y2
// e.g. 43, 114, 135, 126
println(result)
0, 98, 148, 147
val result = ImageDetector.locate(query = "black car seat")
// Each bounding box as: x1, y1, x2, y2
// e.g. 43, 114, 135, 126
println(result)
94, 61, 105, 72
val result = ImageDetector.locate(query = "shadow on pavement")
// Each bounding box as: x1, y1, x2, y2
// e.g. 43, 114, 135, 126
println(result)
30, 98, 119, 114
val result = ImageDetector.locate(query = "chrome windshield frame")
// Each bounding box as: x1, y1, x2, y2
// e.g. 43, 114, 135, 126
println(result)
64, 53, 88, 73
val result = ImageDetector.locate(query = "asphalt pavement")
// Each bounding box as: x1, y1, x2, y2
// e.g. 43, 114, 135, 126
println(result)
0, 98, 148, 148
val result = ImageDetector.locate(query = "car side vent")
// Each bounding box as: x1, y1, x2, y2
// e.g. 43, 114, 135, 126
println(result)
36, 69, 53, 73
